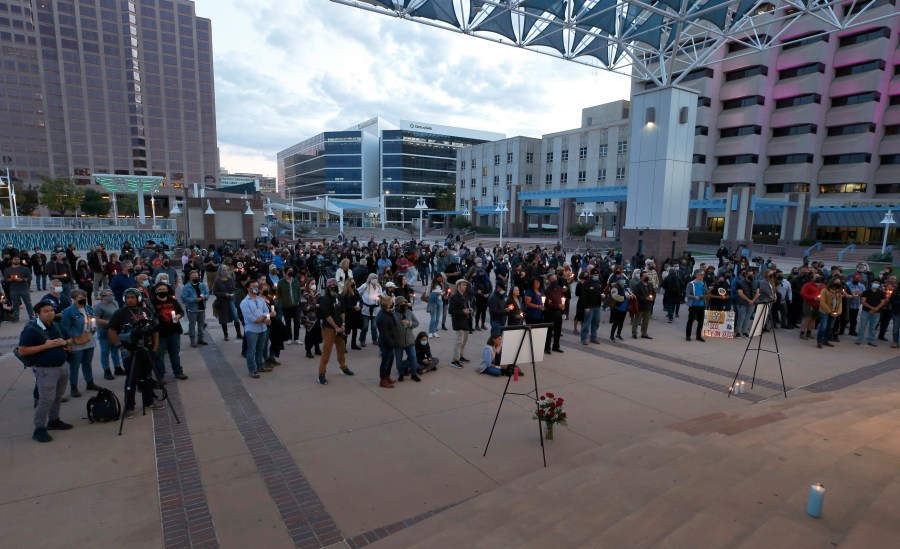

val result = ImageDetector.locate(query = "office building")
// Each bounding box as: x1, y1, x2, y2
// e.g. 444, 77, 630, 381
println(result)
0, 0, 218, 208
219, 168, 276, 194
278, 117, 502, 227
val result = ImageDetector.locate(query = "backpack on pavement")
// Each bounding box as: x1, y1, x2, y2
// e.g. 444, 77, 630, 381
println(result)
86, 388, 121, 423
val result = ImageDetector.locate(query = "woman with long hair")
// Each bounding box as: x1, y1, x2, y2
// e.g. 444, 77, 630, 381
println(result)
75, 259, 94, 306
340, 278, 363, 350
301, 278, 322, 358
523, 277, 545, 325
426, 274, 446, 337
506, 285, 525, 326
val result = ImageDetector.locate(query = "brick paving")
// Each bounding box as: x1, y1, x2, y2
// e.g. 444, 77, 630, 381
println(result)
197, 343, 345, 548
343, 500, 466, 549
805, 354, 900, 392
153, 380, 220, 549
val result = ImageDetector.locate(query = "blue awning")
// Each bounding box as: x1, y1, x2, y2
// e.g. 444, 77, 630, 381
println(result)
689, 199, 727, 210
753, 210, 782, 225
427, 210, 464, 216
523, 206, 560, 214
475, 205, 499, 214
752, 197, 798, 210
809, 205, 900, 228
518, 186, 627, 202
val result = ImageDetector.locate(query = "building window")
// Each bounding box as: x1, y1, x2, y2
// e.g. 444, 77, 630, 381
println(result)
698, 96, 712, 108
471, 178, 476, 188
707, 217, 725, 232
494, 154, 500, 166
472, 158, 477, 169
766, 183, 810, 193
875, 184, 900, 194
779, 63, 825, 80
892, 95, 900, 106
460, 160, 466, 169
507, 152, 513, 163
727, 36, 770, 53
544, 199, 552, 206
846, 0, 893, 16
782, 31, 828, 50
525, 174, 533, 185
546, 151, 553, 163
823, 153, 872, 165
560, 173, 568, 185
526, 152, 534, 163
724, 65, 768, 81
506, 174, 512, 185
493, 175, 499, 186
598, 168, 607, 181
618, 141, 627, 154
831, 91, 881, 107
827, 123, 876, 136
718, 154, 759, 165
720, 125, 762, 138
481, 187, 487, 197
579, 146, 588, 159
885, 125, 900, 136
880, 154, 900, 165
835, 59, 886, 77
693, 154, 707, 164
819, 183, 867, 194
772, 124, 817, 137
769, 154, 814, 165
838, 27, 890, 48
561, 149, 569, 162
775, 94, 820, 108
695, 126, 709, 136
616, 167, 626, 180
722, 95, 765, 110
578, 170, 586, 183
493, 196, 499, 205
599, 144, 608, 156
545, 174, 553, 185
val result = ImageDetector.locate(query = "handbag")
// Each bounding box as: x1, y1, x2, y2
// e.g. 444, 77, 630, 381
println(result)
420, 291, 429, 303
71, 331, 92, 345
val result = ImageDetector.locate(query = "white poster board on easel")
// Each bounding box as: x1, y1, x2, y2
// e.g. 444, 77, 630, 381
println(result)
749, 303, 768, 337
500, 325, 549, 366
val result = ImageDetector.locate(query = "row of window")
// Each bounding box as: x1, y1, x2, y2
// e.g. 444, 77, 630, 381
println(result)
719, 91, 899, 111
698, 153, 898, 166
712, 122, 887, 139
463, 143, 627, 169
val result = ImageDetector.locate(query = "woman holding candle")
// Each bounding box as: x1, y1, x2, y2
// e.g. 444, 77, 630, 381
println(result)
523, 278, 545, 326
75, 260, 94, 306
608, 275, 630, 341
506, 285, 525, 326
61, 289, 101, 398
426, 275, 445, 338
301, 278, 323, 359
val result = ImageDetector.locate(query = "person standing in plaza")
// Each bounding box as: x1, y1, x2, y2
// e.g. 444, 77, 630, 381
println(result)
684, 269, 708, 342
359, 273, 384, 345
152, 281, 187, 381
449, 279, 473, 369
18, 301, 74, 442
817, 277, 843, 349
375, 296, 396, 388
4, 254, 34, 320
31, 247, 48, 292
631, 272, 655, 339
800, 275, 824, 340
316, 278, 354, 385
391, 296, 420, 382
60, 289, 101, 398
240, 280, 272, 378
276, 267, 303, 345
856, 280, 886, 347
579, 268, 604, 345
88, 243, 109, 299
845, 273, 866, 336
47, 253, 73, 296
94, 289, 124, 381
181, 270, 209, 347
487, 280, 508, 333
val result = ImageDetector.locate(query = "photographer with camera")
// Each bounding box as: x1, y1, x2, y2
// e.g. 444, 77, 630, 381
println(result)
107, 288, 165, 418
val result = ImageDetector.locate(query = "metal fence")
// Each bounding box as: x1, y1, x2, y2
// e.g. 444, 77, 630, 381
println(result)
0, 216, 175, 231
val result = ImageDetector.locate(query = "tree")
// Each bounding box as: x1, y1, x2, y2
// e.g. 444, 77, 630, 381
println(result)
79, 189, 111, 216
435, 183, 457, 212
452, 216, 472, 230
568, 223, 593, 237
38, 174, 84, 216
116, 195, 139, 217
17, 187, 40, 216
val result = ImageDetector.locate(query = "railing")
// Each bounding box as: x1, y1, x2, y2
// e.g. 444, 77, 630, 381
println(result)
755, 244, 786, 256
837, 243, 857, 262
803, 241, 822, 257
0, 216, 176, 231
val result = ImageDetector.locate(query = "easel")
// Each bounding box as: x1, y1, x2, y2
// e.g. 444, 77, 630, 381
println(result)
728, 302, 788, 398
483, 324, 551, 467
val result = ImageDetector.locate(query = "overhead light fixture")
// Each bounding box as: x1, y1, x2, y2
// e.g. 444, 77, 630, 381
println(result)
244, 200, 254, 215
204, 199, 215, 215
646, 107, 655, 126
169, 201, 182, 215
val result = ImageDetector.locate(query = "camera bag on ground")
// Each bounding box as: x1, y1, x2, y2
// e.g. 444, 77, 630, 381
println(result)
86, 388, 121, 423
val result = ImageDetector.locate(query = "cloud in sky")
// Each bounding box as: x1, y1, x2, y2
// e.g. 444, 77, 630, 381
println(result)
194, 0, 632, 178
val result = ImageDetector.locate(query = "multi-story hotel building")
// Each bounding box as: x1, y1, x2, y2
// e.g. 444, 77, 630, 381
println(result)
0, 0, 218, 208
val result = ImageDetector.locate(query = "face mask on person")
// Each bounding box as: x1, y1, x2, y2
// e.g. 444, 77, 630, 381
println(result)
190, 277, 199, 284
102, 294, 115, 303
591, 275, 599, 281
250, 288, 260, 295
163, 261, 170, 267
156, 290, 168, 299
287, 271, 294, 278
141, 280, 150, 288
872, 283, 881, 290
419, 340, 427, 346
50, 286, 61, 294
77, 299, 86, 307
397, 304, 407, 313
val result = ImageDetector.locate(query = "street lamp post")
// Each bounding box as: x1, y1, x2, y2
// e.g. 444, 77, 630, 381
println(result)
495, 200, 509, 248
290, 194, 296, 242
382, 190, 390, 230
414, 196, 429, 242
881, 210, 895, 255
579, 207, 595, 242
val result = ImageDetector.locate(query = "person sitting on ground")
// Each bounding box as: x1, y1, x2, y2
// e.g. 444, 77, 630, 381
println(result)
475, 332, 523, 377
414, 331, 438, 373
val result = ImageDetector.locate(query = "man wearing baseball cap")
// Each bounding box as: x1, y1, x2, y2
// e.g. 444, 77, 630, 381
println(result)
316, 278, 354, 385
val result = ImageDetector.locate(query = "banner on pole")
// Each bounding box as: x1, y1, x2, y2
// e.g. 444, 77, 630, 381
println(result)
702, 310, 735, 338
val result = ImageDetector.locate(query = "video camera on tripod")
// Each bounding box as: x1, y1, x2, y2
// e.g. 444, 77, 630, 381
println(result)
119, 316, 157, 352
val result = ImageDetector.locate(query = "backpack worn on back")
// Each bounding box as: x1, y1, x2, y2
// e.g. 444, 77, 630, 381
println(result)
86, 388, 121, 423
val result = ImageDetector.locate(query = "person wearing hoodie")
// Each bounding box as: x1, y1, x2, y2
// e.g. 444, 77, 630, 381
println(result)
375, 296, 397, 388
392, 296, 420, 382
414, 331, 439, 373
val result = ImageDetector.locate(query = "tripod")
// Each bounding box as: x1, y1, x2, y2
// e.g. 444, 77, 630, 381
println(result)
728, 302, 787, 398
118, 343, 181, 435
484, 324, 550, 467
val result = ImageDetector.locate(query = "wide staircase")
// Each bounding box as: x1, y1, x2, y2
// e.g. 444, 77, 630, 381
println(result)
374, 379, 900, 548
808, 245, 885, 265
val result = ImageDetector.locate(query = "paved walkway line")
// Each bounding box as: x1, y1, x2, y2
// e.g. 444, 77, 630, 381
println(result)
153, 380, 220, 549
197, 342, 343, 549
344, 500, 467, 548
804, 354, 900, 392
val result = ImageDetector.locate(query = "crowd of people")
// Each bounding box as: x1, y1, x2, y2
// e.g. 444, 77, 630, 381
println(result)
4, 236, 896, 443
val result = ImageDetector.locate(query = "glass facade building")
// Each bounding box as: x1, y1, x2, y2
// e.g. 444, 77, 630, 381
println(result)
280, 131, 363, 199
0, 0, 217, 201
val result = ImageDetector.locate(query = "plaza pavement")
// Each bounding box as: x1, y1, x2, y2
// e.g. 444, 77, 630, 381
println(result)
0, 283, 898, 548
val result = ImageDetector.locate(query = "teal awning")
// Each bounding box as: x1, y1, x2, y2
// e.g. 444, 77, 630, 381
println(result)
523, 206, 559, 214
93, 174, 164, 194
518, 186, 627, 202
689, 199, 727, 210
427, 210, 464, 216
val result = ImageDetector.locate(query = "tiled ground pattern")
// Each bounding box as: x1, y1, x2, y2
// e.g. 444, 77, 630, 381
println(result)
198, 343, 344, 548
153, 380, 220, 549
344, 501, 465, 549
805, 354, 900, 392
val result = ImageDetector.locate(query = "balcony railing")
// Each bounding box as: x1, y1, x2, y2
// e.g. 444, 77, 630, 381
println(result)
0, 216, 176, 231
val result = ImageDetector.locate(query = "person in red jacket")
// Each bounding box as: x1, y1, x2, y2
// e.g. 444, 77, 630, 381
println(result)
799, 275, 824, 340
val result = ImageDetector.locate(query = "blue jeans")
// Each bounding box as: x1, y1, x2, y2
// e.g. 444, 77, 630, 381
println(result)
482, 366, 502, 376
10, 289, 34, 319
892, 313, 900, 343
68, 347, 95, 387
856, 311, 879, 344
817, 312, 836, 345
244, 330, 268, 373
361, 315, 379, 344
36, 274, 47, 291
394, 344, 417, 376
428, 300, 443, 334
155, 332, 183, 377
735, 303, 753, 335
581, 306, 601, 342
98, 334, 122, 372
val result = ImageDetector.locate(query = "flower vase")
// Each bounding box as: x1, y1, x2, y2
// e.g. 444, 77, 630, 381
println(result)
545, 424, 554, 440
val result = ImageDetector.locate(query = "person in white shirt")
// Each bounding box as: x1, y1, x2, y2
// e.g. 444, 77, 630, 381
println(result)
359, 273, 383, 346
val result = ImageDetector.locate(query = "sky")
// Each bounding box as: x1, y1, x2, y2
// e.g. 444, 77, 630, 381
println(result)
193, 0, 632, 179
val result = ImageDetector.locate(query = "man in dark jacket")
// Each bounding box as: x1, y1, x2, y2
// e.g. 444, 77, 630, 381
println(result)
631, 273, 655, 339
579, 268, 605, 345
543, 273, 565, 354
487, 280, 508, 333
375, 296, 396, 388
449, 279, 473, 369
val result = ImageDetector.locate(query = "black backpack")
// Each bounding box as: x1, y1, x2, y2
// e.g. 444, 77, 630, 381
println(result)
86, 388, 121, 423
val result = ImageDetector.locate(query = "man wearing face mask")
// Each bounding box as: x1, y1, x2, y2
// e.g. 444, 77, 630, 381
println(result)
631, 272, 655, 340
816, 277, 843, 349
153, 258, 179, 290
151, 281, 187, 381
180, 270, 209, 348
240, 280, 273, 378
579, 269, 605, 345
108, 288, 164, 418
391, 297, 420, 382
94, 289, 124, 380
109, 262, 135, 306
316, 278, 354, 385
46, 254, 73, 296
856, 279, 886, 346
41, 280, 73, 321
4, 254, 34, 320
276, 267, 303, 345
542, 273, 565, 354
487, 281, 509, 333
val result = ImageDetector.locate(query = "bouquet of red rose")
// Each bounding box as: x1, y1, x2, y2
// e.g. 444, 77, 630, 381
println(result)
534, 392, 567, 438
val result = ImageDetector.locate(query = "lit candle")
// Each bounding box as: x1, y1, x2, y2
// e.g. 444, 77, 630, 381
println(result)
739, 381, 746, 394
90, 317, 97, 331
561, 297, 566, 307
807, 483, 826, 518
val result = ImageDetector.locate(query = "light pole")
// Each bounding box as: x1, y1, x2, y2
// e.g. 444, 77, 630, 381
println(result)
881, 210, 895, 255
150, 194, 158, 229
495, 200, 509, 248
579, 207, 595, 242
414, 196, 429, 241
382, 190, 390, 230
